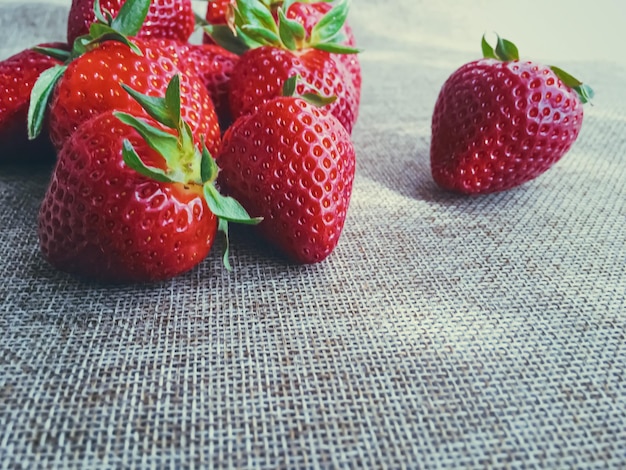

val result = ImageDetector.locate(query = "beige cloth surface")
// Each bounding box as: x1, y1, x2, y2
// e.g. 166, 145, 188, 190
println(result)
1, 1, 625, 468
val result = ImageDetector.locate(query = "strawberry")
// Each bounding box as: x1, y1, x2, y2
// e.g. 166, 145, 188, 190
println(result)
66, 0, 196, 46
206, 0, 361, 134
204, 0, 234, 25
177, 43, 239, 128
0, 43, 68, 163
216, 78, 356, 263
430, 34, 593, 194
45, 38, 221, 154
28, 0, 222, 155
38, 76, 258, 282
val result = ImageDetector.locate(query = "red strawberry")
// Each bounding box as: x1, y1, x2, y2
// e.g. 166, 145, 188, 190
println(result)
0, 43, 68, 163
204, 0, 234, 25
207, 0, 361, 134
177, 43, 239, 127
39, 111, 218, 282
216, 84, 356, 263
46, 38, 221, 155
430, 34, 592, 194
66, 0, 195, 46
38, 76, 258, 282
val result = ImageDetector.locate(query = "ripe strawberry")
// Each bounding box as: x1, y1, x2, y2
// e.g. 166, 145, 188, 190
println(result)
177, 43, 239, 127
207, 0, 361, 134
0, 43, 68, 163
216, 80, 356, 263
38, 76, 258, 282
66, 0, 195, 46
430, 34, 593, 194
29, 0, 220, 152
45, 37, 221, 155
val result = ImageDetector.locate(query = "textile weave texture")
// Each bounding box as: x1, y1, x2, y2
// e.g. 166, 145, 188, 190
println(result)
1, 0, 625, 468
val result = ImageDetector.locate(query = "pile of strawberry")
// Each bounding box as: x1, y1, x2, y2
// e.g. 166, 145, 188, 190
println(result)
0, 0, 593, 283
0, 0, 362, 282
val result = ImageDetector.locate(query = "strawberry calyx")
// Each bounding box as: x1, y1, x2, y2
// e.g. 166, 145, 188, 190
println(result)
70, 0, 149, 57
204, 0, 359, 55
481, 32, 594, 104
114, 74, 261, 270
27, 0, 151, 140
549, 66, 595, 105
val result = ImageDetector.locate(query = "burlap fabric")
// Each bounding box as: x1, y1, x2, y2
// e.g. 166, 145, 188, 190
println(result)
1, 0, 625, 468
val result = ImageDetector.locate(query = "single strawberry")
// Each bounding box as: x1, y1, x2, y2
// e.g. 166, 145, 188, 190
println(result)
66, 0, 196, 46
0, 43, 69, 164
45, 38, 221, 153
29, 0, 222, 155
216, 77, 356, 263
38, 75, 258, 282
206, 0, 361, 134
430, 34, 593, 194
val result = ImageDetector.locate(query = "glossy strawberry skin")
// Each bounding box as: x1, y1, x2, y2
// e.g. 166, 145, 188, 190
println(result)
204, 0, 233, 25
178, 43, 239, 127
217, 96, 356, 264
229, 46, 359, 134
38, 111, 218, 283
0, 44, 67, 163
431, 59, 584, 194
67, 0, 195, 46
48, 38, 221, 155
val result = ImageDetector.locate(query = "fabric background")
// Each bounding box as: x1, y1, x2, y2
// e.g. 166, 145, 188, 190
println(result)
1, 0, 625, 468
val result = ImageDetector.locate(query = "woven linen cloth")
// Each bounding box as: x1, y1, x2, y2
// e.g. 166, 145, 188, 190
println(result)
1, 0, 625, 468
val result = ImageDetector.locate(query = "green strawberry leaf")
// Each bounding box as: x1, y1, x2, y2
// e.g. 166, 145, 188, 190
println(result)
481, 35, 497, 59
27, 64, 67, 140
236, 0, 278, 36
200, 145, 220, 184
110, 0, 151, 36
282, 74, 299, 97
88, 23, 143, 55
203, 184, 262, 225
300, 92, 337, 107
482, 33, 519, 61
114, 111, 182, 169
310, 0, 350, 45
93, 0, 111, 25
202, 25, 252, 55
278, 8, 306, 51
241, 24, 281, 46
32, 46, 71, 62
121, 140, 175, 183
313, 42, 359, 54
496, 37, 519, 61
550, 65, 595, 104
218, 219, 233, 271
282, 74, 337, 106
120, 83, 178, 130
